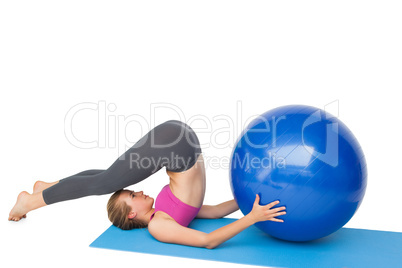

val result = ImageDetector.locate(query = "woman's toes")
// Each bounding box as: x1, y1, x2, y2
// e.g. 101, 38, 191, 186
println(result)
9, 191, 30, 222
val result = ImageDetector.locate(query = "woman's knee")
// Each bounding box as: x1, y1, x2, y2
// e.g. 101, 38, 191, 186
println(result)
154, 120, 195, 143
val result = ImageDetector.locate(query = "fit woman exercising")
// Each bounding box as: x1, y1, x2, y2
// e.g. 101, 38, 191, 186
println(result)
9, 120, 286, 249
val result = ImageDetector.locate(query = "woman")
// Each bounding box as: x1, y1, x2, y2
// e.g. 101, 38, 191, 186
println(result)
9, 120, 286, 249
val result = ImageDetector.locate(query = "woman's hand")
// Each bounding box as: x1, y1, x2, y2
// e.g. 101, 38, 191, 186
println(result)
150, 195, 285, 249
248, 194, 286, 224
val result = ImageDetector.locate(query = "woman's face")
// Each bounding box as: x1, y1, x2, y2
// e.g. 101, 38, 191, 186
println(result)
120, 190, 154, 217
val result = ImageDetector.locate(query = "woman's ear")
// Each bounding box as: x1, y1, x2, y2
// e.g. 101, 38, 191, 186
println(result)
128, 211, 137, 219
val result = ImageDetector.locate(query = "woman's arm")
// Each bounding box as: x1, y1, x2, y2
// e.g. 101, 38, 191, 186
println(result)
148, 194, 286, 249
196, 199, 239, 219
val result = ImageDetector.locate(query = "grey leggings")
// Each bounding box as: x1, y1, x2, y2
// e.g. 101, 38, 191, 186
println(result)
42, 120, 202, 205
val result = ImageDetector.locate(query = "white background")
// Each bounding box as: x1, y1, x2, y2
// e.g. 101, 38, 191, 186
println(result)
1, 1, 401, 268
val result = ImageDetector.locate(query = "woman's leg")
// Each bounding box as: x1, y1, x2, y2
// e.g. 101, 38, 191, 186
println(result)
33, 169, 105, 193
9, 120, 201, 220
33, 169, 106, 193
10, 120, 201, 220
9, 169, 107, 221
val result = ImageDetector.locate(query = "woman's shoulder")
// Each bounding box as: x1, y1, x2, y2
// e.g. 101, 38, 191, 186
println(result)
148, 212, 208, 248
148, 212, 183, 240
149, 211, 176, 227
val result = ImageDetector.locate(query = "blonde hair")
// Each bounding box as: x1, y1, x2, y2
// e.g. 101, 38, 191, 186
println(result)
107, 190, 148, 230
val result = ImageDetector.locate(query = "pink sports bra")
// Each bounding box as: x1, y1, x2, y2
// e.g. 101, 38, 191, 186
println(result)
150, 184, 201, 227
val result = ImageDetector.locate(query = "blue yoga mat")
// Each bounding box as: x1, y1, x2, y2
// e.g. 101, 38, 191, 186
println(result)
90, 218, 402, 267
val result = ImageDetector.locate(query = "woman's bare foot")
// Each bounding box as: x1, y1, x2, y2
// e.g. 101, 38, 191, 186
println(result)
9, 191, 30, 221
33, 180, 58, 194
9, 190, 47, 222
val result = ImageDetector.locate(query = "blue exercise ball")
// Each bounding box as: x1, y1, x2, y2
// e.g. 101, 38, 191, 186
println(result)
229, 105, 367, 242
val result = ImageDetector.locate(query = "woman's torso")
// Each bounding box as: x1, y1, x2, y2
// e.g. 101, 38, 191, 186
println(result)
166, 153, 206, 208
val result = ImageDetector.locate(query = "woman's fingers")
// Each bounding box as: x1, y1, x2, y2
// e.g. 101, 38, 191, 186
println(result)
262, 203, 286, 213
273, 211, 286, 217
252, 197, 287, 223
265, 200, 280, 208
273, 206, 286, 212
270, 218, 284, 222
268, 211, 286, 222
254, 194, 260, 205
263, 208, 286, 221
265, 210, 286, 216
